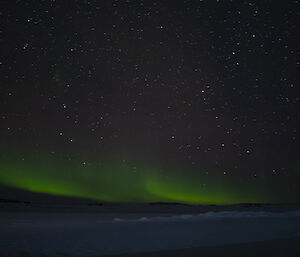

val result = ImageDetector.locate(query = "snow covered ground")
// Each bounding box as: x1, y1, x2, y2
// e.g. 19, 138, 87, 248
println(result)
0, 211, 300, 256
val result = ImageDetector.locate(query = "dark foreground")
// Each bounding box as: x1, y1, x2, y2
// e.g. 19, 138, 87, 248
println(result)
0, 202, 300, 257
0, 237, 300, 257
104, 237, 300, 257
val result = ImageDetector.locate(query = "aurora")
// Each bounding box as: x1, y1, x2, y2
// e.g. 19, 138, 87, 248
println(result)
0, 152, 282, 204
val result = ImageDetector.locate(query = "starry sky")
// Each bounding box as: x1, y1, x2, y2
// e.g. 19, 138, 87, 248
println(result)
0, 0, 299, 204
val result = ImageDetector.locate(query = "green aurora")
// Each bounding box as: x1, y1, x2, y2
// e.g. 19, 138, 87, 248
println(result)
0, 153, 293, 204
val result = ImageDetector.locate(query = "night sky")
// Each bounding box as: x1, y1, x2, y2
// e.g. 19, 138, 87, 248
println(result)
0, 0, 299, 204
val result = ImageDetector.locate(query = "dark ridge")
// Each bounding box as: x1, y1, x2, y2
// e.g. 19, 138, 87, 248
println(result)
0, 198, 31, 204
87, 202, 106, 206
233, 203, 269, 207
148, 202, 190, 206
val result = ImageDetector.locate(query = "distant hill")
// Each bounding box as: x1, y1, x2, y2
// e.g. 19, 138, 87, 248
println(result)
0, 184, 91, 204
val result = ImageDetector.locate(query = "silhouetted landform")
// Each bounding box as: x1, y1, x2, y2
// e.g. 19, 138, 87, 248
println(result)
1, 200, 300, 214
148, 201, 190, 206
234, 203, 271, 207
87, 202, 106, 206
0, 184, 93, 204
1, 185, 300, 213
0, 198, 30, 204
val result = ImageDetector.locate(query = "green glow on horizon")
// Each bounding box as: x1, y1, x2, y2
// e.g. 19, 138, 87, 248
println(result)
0, 154, 277, 204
